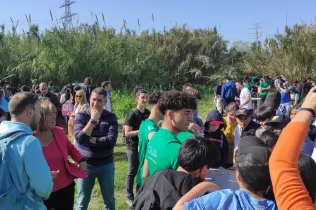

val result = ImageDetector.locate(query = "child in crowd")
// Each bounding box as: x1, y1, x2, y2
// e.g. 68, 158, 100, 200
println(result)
222, 102, 239, 167
254, 105, 276, 138
132, 136, 220, 210
174, 135, 276, 210
204, 110, 228, 168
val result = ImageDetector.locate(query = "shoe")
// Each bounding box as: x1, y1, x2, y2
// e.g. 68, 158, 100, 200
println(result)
126, 199, 133, 207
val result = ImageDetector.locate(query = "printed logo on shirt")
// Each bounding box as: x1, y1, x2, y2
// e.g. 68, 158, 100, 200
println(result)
148, 126, 155, 131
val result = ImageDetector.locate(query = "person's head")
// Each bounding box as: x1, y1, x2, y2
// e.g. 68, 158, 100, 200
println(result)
158, 90, 197, 132
260, 129, 278, 152
8, 92, 41, 130
298, 153, 316, 203
243, 77, 250, 84
236, 136, 271, 194
263, 76, 268, 82
75, 89, 87, 105
225, 102, 239, 122
205, 110, 224, 133
182, 83, 193, 91
254, 105, 276, 126
236, 108, 252, 129
101, 81, 112, 92
84, 77, 92, 86
148, 91, 164, 120
90, 87, 106, 112
134, 88, 148, 107
217, 80, 222, 86
263, 90, 281, 110
5, 85, 12, 94
178, 136, 220, 180
0, 108, 6, 122
36, 101, 57, 132
235, 81, 244, 91
185, 88, 201, 104
39, 83, 48, 96
20, 85, 30, 92
74, 85, 81, 92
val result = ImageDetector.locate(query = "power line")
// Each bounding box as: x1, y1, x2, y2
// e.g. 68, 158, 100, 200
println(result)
249, 22, 263, 42
60, 0, 77, 30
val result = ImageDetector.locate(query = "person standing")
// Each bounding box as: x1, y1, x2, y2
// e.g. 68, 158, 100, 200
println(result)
101, 81, 112, 112
83, 77, 95, 102
34, 100, 87, 210
124, 88, 150, 206
220, 78, 238, 108
259, 76, 272, 103
74, 88, 118, 210
0, 92, 53, 210
235, 81, 253, 115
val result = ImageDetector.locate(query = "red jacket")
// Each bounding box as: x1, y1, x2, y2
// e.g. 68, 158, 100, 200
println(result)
52, 127, 87, 179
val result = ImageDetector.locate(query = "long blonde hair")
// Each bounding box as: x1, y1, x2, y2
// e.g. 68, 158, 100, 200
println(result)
75, 89, 88, 106
36, 100, 57, 133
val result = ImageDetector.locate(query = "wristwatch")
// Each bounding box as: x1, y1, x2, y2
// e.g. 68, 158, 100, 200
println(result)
90, 120, 97, 125
299, 108, 316, 118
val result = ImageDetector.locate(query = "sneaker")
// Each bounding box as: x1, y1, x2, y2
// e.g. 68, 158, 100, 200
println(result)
126, 199, 133, 207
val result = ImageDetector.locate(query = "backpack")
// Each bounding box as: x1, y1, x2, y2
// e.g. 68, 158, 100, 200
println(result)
122, 108, 142, 144
0, 132, 29, 209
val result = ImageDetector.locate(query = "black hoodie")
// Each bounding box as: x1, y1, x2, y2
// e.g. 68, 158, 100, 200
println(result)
204, 110, 229, 168
131, 169, 203, 210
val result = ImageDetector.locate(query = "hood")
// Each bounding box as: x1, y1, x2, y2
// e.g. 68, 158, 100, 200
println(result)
204, 110, 224, 131
163, 169, 203, 196
0, 121, 32, 138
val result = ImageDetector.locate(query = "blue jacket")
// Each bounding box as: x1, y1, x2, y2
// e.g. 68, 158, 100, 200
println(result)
0, 121, 53, 210
221, 81, 238, 101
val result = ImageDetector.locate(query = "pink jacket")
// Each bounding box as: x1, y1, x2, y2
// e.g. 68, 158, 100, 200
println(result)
52, 127, 87, 179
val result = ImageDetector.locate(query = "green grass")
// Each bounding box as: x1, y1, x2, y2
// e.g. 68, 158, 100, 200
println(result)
80, 94, 214, 210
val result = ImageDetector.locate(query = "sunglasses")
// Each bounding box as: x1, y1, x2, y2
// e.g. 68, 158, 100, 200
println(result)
76, 95, 83, 98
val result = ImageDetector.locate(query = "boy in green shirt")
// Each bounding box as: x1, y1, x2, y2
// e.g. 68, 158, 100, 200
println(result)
136, 92, 163, 186
145, 90, 197, 176
259, 76, 272, 102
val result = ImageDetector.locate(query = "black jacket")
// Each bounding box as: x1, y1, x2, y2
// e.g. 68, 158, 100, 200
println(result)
240, 120, 260, 138
131, 169, 203, 210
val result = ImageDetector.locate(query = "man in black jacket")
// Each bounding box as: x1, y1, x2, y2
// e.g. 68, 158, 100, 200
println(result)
131, 136, 220, 210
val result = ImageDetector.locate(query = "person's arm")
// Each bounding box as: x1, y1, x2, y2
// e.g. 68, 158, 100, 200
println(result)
93, 116, 118, 148
173, 182, 220, 210
142, 159, 149, 180
220, 84, 225, 100
269, 87, 316, 210
24, 139, 53, 199
74, 109, 100, 144
124, 112, 139, 137
63, 129, 84, 163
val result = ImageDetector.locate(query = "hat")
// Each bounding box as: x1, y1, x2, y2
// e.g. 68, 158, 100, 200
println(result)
237, 136, 271, 192
209, 120, 224, 125
236, 108, 250, 117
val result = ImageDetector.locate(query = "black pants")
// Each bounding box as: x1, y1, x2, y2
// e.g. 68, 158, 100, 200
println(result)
126, 149, 139, 200
44, 182, 75, 210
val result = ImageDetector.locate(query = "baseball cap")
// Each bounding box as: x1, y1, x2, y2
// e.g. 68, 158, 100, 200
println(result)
237, 136, 271, 192
209, 120, 224, 125
236, 108, 250, 117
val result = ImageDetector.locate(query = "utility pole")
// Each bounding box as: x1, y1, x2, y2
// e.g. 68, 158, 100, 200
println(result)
60, 0, 77, 30
250, 22, 263, 42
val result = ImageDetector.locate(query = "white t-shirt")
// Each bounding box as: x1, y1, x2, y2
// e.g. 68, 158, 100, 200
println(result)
104, 91, 112, 112
240, 87, 252, 110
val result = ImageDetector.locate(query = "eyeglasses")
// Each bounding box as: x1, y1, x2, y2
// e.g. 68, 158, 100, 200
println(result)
76, 95, 83, 98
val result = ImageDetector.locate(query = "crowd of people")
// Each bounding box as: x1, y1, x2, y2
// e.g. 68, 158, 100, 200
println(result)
0, 75, 315, 210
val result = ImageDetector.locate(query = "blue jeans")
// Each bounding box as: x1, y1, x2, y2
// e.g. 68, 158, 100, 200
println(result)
76, 162, 115, 210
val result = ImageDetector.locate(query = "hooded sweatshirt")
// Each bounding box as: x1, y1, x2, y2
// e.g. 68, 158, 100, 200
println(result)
0, 121, 53, 210
204, 110, 229, 168
132, 169, 203, 210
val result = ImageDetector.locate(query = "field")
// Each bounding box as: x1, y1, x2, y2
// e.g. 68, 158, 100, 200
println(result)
80, 92, 214, 210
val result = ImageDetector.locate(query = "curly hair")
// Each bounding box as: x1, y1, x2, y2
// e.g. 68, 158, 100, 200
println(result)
148, 91, 162, 105
158, 90, 197, 115
185, 88, 201, 100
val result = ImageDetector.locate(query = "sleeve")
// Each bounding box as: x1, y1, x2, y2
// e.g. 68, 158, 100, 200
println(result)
184, 192, 223, 210
220, 85, 225, 99
168, 141, 182, 170
259, 82, 263, 88
74, 113, 90, 144
62, 128, 84, 163
125, 111, 135, 128
51, 94, 61, 111
269, 122, 315, 210
95, 115, 118, 148
23, 139, 53, 199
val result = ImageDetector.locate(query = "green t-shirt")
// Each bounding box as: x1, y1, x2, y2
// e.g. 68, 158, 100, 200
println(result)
177, 131, 195, 143
145, 128, 182, 176
259, 81, 271, 96
244, 83, 251, 90
136, 119, 159, 185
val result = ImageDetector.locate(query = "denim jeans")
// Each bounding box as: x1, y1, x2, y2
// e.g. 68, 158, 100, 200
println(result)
126, 149, 139, 200
76, 162, 115, 210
